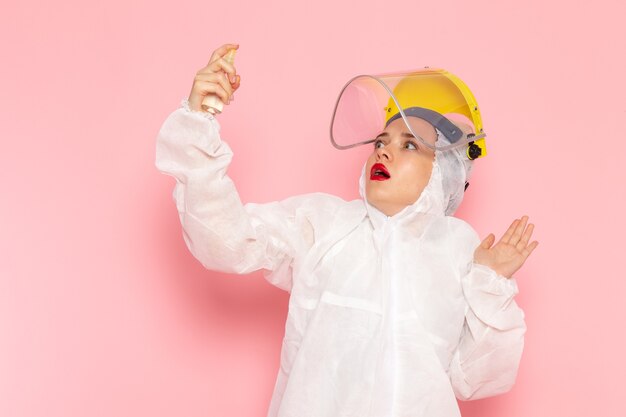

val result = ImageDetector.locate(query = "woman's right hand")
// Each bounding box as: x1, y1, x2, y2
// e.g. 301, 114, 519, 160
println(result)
188, 43, 241, 112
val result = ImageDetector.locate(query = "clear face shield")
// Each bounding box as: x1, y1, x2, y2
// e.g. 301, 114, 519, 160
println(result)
329, 68, 487, 159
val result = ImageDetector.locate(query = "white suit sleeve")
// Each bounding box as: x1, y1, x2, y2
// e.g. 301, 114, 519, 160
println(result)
154, 100, 315, 292
446, 218, 527, 401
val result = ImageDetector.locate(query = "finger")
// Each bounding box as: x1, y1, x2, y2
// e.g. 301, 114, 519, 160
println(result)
516, 223, 534, 251
195, 72, 233, 95
206, 58, 237, 82
481, 233, 495, 249
198, 57, 237, 81
522, 240, 539, 258
228, 75, 241, 98
231, 74, 241, 90
208, 43, 239, 65
195, 72, 233, 98
501, 219, 520, 244
194, 81, 229, 103
509, 215, 528, 245
225, 75, 241, 103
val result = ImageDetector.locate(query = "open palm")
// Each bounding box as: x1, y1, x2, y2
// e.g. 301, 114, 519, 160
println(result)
473, 215, 539, 279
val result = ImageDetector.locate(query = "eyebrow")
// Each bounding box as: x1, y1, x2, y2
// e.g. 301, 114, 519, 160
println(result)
375, 132, 416, 140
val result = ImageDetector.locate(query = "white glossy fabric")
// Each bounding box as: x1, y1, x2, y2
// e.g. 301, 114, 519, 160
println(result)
155, 99, 526, 417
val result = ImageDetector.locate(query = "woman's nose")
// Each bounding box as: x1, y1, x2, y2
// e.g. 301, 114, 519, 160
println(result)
376, 146, 391, 161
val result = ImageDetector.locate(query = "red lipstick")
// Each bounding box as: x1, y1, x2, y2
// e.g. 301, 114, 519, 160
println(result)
370, 163, 391, 181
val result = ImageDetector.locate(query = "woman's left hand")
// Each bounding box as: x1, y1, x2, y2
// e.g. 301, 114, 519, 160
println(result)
473, 215, 539, 279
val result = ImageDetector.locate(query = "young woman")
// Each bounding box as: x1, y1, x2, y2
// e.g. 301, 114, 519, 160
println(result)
155, 43, 538, 417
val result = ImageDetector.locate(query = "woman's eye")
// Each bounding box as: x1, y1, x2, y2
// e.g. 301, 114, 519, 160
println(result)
405, 141, 418, 150
374, 140, 384, 149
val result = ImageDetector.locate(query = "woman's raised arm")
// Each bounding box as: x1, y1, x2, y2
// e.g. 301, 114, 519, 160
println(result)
445, 218, 527, 400
155, 44, 317, 292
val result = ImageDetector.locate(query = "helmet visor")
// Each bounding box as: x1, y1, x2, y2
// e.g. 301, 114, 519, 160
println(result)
330, 68, 486, 153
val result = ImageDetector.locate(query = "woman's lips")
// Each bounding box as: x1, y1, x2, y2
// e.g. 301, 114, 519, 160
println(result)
370, 163, 391, 181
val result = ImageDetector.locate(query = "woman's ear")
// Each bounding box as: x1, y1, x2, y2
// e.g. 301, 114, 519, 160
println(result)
455, 121, 474, 137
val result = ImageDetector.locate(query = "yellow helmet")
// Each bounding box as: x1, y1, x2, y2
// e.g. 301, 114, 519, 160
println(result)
384, 68, 486, 159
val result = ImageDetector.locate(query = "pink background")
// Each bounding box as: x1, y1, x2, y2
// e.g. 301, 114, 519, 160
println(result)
1, 0, 624, 416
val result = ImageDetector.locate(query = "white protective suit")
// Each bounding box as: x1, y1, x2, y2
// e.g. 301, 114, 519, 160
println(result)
155, 99, 527, 417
